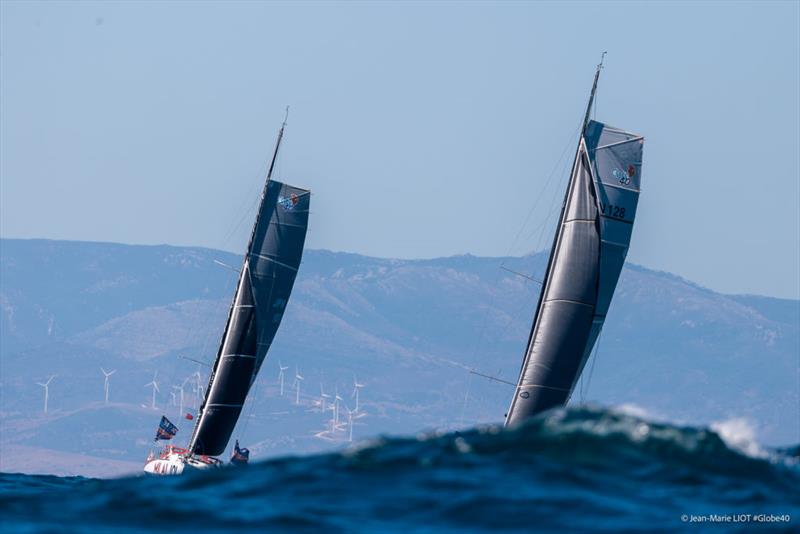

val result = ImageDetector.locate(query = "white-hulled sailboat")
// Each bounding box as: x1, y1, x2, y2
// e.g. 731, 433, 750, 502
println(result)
144, 115, 310, 475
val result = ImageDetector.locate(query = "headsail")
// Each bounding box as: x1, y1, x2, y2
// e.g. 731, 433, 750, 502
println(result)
578, 120, 644, 380
189, 124, 310, 456
505, 63, 643, 426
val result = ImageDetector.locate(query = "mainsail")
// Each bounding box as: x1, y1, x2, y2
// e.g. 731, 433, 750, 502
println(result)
189, 122, 310, 456
505, 61, 644, 426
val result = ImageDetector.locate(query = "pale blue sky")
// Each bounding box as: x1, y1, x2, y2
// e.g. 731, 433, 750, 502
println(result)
1, 1, 798, 299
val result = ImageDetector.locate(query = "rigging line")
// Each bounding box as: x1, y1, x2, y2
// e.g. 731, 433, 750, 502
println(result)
213, 259, 240, 273
523, 125, 581, 249
456, 102, 582, 412
458, 371, 473, 429
593, 87, 598, 122
197, 270, 237, 369
460, 122, 583, 400
501, 124, 582, 263
179, 355, 211, 367
469, 369, 516, 387
581, 329, 604, 402
219, 180, 263, 250
500, 266, 542, 284
183, 201, 255, 365
526, 121, 584, 264
219, 125, 280, 252
463, 126, 579, 376
273, 107, 289, 183
181, 272, 235, 378
592, 77, 599, 123
463, 269, 547, 396
522, 151, 573, 261
237, 372, 261, 447
218, 147, 271, 250
487, 296, 539, 366
592, 52, 606, 123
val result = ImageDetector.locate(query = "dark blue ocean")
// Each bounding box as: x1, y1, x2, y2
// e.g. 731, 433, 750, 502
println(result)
2, 407, 798, 533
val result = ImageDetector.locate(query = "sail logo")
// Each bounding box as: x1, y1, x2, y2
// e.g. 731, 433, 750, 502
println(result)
612, 165, 636, 186
278, 193, 299, 211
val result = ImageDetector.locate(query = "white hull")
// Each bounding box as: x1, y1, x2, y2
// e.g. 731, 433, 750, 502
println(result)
143, 447, 222, 476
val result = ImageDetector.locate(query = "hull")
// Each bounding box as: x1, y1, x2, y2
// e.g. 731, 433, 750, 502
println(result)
143, 447, 222, 476
144, 454, 187, 476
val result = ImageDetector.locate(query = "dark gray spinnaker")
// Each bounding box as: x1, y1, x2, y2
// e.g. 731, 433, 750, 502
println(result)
505, 61, 644, 426
189, 121, 310, 456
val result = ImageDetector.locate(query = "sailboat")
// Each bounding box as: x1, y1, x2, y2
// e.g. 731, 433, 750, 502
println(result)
505, 57, 644, 426
144, 114, 310, 475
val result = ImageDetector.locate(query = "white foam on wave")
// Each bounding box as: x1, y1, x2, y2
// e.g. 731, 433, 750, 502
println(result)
613, 403, 652, 420
710, 417, 767, 459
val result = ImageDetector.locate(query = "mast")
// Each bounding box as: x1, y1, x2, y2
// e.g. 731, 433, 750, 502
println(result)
188, 108, 291, 453
506, 53, 644, 427
581, 52, 606, 135
247, 106, 290, 260
506, 55, 606, 425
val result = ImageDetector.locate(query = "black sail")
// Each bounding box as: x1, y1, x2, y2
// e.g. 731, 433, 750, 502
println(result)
505, 142, 600, 424
189, 180, 309, 456
505, 64, 643, 426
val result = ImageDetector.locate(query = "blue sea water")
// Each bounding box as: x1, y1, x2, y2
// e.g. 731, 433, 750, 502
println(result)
1, 407, 798, 533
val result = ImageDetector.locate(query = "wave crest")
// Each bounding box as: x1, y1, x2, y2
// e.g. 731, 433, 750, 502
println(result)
2, 406, 798, 532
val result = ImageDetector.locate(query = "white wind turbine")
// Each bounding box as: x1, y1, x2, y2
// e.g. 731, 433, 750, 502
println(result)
293, 367, 304, 405
345, 405, 354, 442
352, 376, 365, 413
327, 403, 336, 433
36, 375, 56, 414
278, 361, 289, 396
174, 377, 189, 418
171, 385, 181, 418
193, 371, 203, 408
190, 379, 198, 409
144, 371, 160, 409
100, 368, 116, 405
319, 383, 331, 412
334, 387, 343, 426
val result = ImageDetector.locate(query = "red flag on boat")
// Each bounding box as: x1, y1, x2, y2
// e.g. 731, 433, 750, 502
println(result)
185, 413, 194, 420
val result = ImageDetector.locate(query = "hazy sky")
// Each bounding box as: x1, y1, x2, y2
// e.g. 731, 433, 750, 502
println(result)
1, 1, 798, 299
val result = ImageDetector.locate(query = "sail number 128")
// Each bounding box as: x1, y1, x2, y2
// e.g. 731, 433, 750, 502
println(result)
599, 203, 626, 220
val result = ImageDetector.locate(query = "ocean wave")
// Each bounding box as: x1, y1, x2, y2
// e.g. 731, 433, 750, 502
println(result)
2, 406, 798, 533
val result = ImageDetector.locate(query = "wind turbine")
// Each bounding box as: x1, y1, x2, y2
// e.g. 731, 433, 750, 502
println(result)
326, 399, 337, 431
194, 371, 205, 407
345, 405, 354, 442
100, 368, 116, 405
174, 377, 190, 417
352, 376, 365, 412
190, 380, 198, 409
171, 385, 182, 418
36, 375, 56, 414
278, 361, 289, 396
319, 383, 331, 412
334, 387, 343, 426
293, 367, 304, 405
193, 371, 203, 407
144, 371, 160, 409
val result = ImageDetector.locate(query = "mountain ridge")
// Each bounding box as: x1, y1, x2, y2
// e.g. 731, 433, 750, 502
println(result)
1, 238, 797, 476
